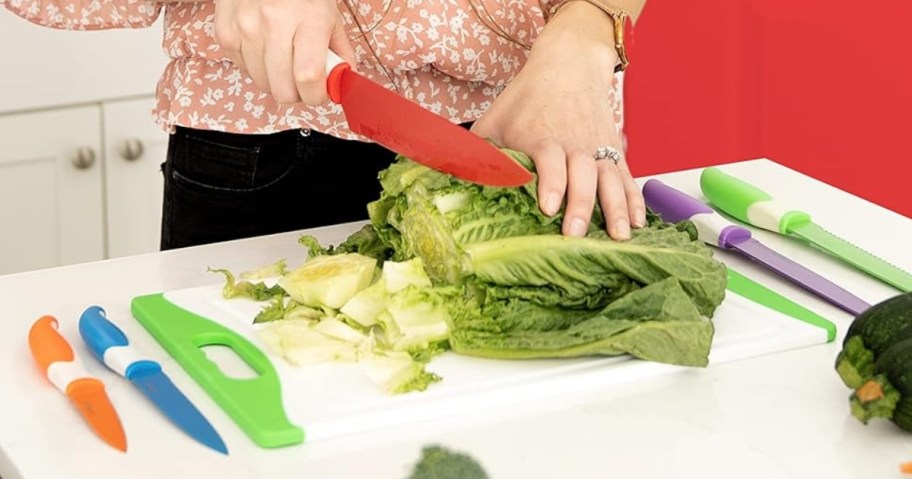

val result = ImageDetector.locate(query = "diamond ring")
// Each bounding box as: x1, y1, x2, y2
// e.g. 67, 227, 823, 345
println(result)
594, 146, 622, 165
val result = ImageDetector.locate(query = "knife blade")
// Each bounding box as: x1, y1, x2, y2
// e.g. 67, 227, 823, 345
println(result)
700, 167, 912, 293
725, 267, 836, 342
643, 179, 871, 316
323, 52, 533, 188
78, 305, 228, 455
28, 315, 127, 452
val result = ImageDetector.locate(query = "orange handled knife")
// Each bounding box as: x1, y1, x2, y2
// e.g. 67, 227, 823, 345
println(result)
28, 315, 128, 452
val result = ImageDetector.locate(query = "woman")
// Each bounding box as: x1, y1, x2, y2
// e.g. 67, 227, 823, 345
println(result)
4, 0, 646, 249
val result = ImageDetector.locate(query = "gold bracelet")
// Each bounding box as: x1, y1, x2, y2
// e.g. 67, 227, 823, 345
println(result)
546, 0, 630, 72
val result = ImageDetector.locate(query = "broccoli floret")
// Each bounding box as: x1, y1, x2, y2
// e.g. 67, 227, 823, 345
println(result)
406, 445, 489, 479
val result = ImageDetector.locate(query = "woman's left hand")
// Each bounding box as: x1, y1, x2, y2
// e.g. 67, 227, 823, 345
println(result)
471, 1, 645, 240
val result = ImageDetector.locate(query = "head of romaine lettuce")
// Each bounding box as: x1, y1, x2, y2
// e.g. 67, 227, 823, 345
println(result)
307, 148, 729, 367
356, 150, 725, 307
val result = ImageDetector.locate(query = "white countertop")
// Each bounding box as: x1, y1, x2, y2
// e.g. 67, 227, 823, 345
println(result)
2, 159, 911, 479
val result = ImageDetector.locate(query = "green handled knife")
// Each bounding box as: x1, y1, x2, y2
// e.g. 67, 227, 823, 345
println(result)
701, 167, 912, 292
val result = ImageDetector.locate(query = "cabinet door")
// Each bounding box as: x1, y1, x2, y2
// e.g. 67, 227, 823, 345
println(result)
102, 97, 169, 258
0, 106, 105, 275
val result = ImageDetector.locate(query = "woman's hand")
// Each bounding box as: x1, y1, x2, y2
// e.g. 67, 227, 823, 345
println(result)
213, 0, 356, 105
471, 2, 645, 240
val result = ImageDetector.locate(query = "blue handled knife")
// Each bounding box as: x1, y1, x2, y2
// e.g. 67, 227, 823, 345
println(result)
78, 305, 228, 455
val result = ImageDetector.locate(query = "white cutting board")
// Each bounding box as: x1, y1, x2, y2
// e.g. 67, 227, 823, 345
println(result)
160, 283, 830, 443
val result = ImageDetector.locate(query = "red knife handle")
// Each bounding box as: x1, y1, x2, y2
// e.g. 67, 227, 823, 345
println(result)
325, 50, 350, 104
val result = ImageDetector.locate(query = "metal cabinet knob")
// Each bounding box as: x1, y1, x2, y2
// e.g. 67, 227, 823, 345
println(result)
72, 147, 96, 170
120, 138, 145, 161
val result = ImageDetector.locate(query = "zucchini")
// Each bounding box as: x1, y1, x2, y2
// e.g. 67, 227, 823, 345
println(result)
849, 337, 912, 432
835, 292, 912, 388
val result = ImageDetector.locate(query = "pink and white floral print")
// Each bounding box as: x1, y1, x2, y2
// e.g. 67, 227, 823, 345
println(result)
3, 0, 622, 140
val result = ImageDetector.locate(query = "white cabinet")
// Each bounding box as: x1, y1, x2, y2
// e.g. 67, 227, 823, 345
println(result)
0, 12, 167, 113
0, 8, 170, 275
0, 105, 105, 274
0, 97, 169, 275
103, 97, 168, 258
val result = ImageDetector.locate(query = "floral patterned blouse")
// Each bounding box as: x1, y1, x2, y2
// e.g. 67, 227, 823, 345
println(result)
2, 0, 622, 140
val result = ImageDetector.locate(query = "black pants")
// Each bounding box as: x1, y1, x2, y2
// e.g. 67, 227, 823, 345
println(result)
160, 126, 396, 250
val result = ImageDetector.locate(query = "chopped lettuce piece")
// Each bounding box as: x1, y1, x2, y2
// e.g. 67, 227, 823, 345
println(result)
359, 350, 442, 394
406, 341, 448, 363
209, 267, 285, 301
283, 301, 328, 322
239, 259, 288, 280
254, 296, 328, 324
381, 257, 432, 293
298, 235, 329, 257
321, 225, 394, 261
253, 295, 288, 323
339, 258, 434, 328
378, 286, 453, 351
340, 280, 387, 327
279, 253, 378, 309
257, 319, 360, 366
313, 317, 370, 344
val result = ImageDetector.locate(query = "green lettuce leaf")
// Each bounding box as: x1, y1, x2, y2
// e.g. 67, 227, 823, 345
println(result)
448, 278, 713, 367
464, 233, 726, 317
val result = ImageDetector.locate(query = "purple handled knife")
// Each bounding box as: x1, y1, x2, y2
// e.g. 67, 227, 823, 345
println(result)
643, 179, 871, 316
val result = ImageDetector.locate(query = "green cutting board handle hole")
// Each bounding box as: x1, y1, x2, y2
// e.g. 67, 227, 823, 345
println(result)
199, 344, 262, 381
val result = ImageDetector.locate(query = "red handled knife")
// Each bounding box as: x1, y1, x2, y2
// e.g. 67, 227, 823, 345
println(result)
325, 52, 533, 187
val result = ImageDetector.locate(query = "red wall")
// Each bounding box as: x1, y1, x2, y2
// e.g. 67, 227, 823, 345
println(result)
623, 0, 912, 218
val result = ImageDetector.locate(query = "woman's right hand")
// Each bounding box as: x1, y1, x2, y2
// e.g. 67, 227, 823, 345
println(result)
213, 0, 356, 105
